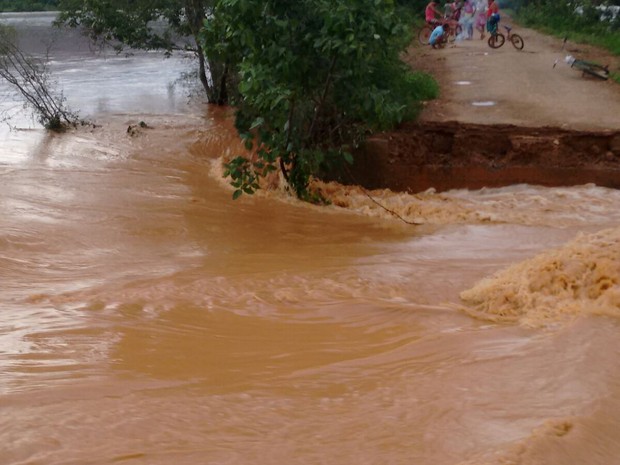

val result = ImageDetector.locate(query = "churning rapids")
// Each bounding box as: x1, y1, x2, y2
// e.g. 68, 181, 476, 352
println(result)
1, 12, 620, 465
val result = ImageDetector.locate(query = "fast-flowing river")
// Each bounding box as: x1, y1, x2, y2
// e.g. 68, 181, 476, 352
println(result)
1, 12, 620, 465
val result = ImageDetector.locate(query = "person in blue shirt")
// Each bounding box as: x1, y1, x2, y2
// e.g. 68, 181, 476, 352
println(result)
429, 24, 445, 48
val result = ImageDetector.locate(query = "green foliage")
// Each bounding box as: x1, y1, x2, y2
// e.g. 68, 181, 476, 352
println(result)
203, 0, 437, 201
515, 0, 620, 55
393, 0, 428, 14
56, 0, 188, 52
56, 0, 231, 103
222, 156, 272, 199
0, 0, 58, 12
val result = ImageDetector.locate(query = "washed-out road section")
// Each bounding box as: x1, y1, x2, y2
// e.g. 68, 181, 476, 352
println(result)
343, 23, 620, 193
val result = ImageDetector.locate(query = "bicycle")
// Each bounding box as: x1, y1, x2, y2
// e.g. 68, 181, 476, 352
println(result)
487, 25, 524, 50
567, 57, 609, 80
417, 20, 462, 45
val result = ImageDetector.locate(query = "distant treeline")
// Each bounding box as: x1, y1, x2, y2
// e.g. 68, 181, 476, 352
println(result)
0, 0, 59, 12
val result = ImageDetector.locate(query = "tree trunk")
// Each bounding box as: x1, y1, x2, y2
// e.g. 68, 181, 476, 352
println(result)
195, 42, 214, 102
186, 0, 228, 105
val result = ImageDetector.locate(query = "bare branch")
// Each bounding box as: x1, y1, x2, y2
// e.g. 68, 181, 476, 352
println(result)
0, 26, 80, 131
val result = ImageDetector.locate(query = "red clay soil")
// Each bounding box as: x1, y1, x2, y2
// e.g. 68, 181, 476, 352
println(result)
346, 21, 620, 193
348, 121, 620, 192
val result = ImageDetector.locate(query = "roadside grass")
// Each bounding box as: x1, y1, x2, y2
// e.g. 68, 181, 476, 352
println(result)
525, 24, 620, 82
512, 3, 620, 85
527, 24, 620, 57
397, 8, 440, 113
515, 5, 620, 56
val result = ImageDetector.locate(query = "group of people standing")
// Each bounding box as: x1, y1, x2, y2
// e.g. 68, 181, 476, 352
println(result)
425, 0, 500, 45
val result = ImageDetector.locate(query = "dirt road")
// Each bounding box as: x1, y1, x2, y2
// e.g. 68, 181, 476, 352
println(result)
404, 21, 620, 131
342, 22, 620, 193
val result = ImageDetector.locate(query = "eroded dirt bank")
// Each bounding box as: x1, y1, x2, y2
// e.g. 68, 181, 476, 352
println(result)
343, 121, 620, 193
345, 21, 620, 193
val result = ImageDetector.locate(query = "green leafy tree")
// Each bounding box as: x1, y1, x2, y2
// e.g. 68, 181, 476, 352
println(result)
56, 0, 230, 104
203, 0, 438, 201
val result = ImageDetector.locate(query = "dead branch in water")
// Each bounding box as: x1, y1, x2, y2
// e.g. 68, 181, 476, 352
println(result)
0, 25, 80, 131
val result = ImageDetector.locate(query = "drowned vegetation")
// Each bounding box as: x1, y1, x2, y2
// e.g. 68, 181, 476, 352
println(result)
0, 25, 80, 131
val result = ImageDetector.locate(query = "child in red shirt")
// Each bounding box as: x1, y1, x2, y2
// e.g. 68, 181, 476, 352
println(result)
425, 0, 443, 26
486, 0, 500, 34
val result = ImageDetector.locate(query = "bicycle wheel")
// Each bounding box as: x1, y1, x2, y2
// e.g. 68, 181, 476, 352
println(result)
418, 25, 432, 45
510, 33, 524, 50
488, 32, 505, 48
582, 67, 609, 80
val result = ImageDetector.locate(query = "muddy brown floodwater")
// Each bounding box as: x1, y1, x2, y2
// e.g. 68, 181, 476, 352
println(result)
1, 12, 620, 465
